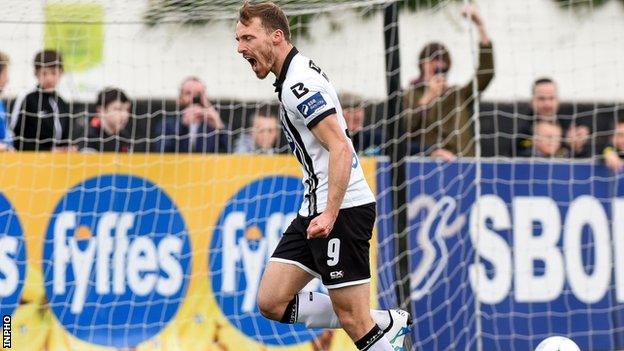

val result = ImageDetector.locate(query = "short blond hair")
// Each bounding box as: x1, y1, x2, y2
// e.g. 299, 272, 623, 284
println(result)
238, 1, 291, 42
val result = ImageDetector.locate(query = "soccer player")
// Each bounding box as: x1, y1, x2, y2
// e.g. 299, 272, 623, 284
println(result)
235, 2, 412, 350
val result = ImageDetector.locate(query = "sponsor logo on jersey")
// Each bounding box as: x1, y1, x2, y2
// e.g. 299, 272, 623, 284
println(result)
210, 176, 324, 345
0, 193, 26, 318
297, 92, 327, 118
352, 152, 359, 169
43, 175, 191, 348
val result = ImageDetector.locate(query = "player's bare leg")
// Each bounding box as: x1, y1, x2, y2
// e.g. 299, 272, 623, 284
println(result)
257, 261, 314, 321
327, 283, 375, 340
328, 283, 393, 350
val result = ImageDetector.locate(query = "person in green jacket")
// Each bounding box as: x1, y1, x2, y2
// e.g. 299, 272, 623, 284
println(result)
402, 4, 494, 160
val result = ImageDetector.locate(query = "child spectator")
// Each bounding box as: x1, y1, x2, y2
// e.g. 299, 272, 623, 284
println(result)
79, 87, 132, 152
524, 121, 569, 158
234, 113, 280, 154
11, 50, 74, 151
0, 51, 12, 151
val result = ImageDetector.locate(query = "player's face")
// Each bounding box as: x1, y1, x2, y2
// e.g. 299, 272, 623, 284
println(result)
236, 17, 275, 79
532, 82, 559, 118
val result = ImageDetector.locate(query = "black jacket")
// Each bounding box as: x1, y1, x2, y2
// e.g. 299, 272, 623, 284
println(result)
152, 114, 229, 153
78, 116, 132, 153
11, 86, 72, 151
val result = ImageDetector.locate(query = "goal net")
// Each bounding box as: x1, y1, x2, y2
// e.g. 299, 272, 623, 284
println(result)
396, 1, 624, 351
1, 0, 623, 351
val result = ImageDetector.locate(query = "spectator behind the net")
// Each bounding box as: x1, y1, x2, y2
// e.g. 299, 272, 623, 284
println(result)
79, 87, 132, 153
521, 120, 569, 158
0, 51, 13, 151
11, 49, 75, 152
402, 4, 494, 160
517, 78, 592, 158
234, 113, 280, 154
601, 117, 624, 172
340, 92, 383, 156
153, 76, 228, 153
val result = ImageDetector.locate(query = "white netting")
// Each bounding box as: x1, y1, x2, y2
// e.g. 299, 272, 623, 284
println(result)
1, 0, 624, 351
0, 1, 393, 351
399, 1, 624, 351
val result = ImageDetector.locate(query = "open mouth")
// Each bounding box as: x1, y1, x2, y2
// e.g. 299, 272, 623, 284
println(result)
244, 55, 258, 71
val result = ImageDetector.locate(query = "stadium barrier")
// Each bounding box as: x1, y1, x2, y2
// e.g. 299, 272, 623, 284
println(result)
2, 154, 623, 350
376, 158, 624, 350
0, 153, 379, 351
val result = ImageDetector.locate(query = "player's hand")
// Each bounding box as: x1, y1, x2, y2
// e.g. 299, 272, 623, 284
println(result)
431, 148, 456, 162
307, 211, 337, 239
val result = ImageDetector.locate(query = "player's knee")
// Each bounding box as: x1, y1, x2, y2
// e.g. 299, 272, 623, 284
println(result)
256, 291, 284, 321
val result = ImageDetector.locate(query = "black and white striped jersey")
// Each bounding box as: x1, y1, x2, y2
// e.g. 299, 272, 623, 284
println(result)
273, 47, 375, 217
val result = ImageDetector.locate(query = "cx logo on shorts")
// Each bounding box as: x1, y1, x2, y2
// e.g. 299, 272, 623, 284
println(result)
210, 176, 324, 345
43, 175, 191, 348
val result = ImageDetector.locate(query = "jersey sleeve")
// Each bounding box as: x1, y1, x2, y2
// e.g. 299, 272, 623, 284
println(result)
282, 75, 337, 129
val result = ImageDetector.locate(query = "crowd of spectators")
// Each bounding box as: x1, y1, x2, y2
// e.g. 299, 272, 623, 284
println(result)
0, 5, 622, 171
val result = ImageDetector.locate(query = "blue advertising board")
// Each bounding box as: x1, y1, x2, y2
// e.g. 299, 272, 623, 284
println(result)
377, 159, 623, 350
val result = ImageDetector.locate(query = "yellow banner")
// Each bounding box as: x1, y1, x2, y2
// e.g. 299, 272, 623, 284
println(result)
0, 153, 378, 351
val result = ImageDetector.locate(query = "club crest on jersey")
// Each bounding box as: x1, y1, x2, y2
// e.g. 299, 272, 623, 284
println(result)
297, 92, 327, 118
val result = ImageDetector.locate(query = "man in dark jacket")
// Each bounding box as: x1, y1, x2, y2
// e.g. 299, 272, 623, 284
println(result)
402, 5, 494, 160
11, 50, 74, 151
153, 77, 228, 153
79, 87, 133, 152
516, 78, 594, 158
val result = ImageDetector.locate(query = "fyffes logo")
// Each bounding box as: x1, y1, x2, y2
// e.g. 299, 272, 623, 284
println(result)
210, 176, 323, 345
43, 175, 191, 348
0, 193, 26, 317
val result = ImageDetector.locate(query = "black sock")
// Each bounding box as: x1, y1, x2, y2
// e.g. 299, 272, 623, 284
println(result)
355, 324, 385, 350
279, 294, 298, 324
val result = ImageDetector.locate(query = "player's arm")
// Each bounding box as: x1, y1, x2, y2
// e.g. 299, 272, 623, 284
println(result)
307, 114, 352, 239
